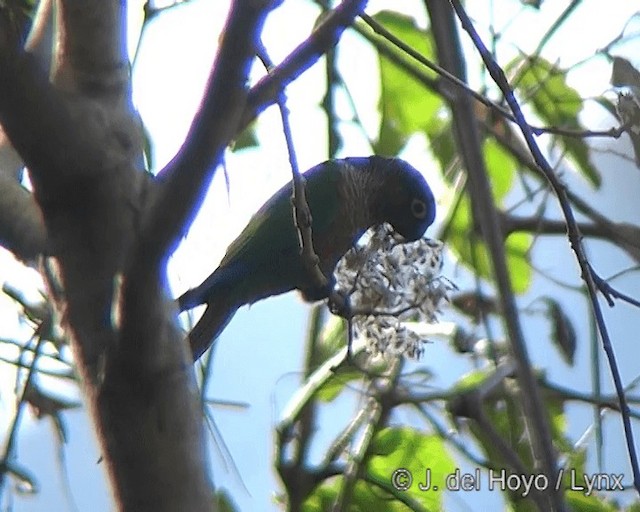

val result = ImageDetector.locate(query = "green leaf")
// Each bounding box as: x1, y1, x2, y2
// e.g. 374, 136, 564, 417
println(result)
513, 56, 600, 187
303, 477, 412, 512
565, 491, 618, 512
625, 501, 640, 512
305, 430, 456, 511
368, 427, 456, 511
429, 122, 457, 177
446, 137, 533, 292
540, 384, 571, 442
483, 138, 517, 200
213, 490, 240, 512
544, 297, 577, 365
310, 318, 362, 402
232, 123, 259, 151
448, 197, 533, 293
315, 368, 362, 402
301, 479, 338, 512
315, 317, 347, 365
505, 232, 533, 293
453, 368, 496, 393
373, 11, 443, 155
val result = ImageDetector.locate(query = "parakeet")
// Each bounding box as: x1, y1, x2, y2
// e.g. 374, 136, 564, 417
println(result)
178, 156, 436, 360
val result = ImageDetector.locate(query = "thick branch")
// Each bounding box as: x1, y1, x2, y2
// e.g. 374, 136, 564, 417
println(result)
0, 0, 56, 262
238, 0, 368, 134
0, 16, 132, 193
0, 173, 46, 261
502, 212, 640, 262
107, 3, 279, 507
146, 0, 276, 264
0, 13, 70, 181
55, 0, 128, 93
0, 3, 200, 510
101, 275, 213, 511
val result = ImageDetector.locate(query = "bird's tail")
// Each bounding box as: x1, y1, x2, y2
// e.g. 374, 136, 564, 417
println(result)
177, 267, 239, 360
187, 298, 238, 361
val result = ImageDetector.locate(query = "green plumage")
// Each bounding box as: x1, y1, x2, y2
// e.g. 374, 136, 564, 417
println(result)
179, 156, 436, 360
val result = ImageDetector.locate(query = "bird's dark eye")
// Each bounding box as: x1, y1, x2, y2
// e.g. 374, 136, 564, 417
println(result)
411, 198, 428, 219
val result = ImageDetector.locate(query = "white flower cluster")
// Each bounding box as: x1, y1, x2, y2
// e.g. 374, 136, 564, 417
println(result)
333, 224, 452, 359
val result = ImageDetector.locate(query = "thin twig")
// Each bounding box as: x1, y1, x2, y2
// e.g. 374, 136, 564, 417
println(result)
544, 380, 640, 418
427, 2, 563, 510
592, 271, 640, 310
332, 398, 381, 512
0, 355, 74, 380
278, 337, 365, 434
416, 404, 490, 468
449, 0, 640, 495
332, 361, 401, 512
256, 45, 328, 292
0, 327, 46, 498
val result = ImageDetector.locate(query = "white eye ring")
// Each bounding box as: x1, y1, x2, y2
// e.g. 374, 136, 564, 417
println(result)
411, 198, 428, 219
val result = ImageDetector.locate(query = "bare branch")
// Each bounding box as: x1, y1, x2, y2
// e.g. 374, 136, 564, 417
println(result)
109, 4, 277, 506
427, 2, 564, 511
55, 0, 128, 93
501, 212, 640, 264
24, 0, 55, 75
145, 0, 277, 264
239, 0, 368, 133
0, 11, 133, 191
0, 3, 212, 509
449, 0, 640, 496
256, 45, 328, 292
0, 1, 57, 261
0, 173, 46, 261
0, 325, 48, 497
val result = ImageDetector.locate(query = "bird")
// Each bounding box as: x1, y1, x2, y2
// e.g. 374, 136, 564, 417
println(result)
178, 156, 436, 360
